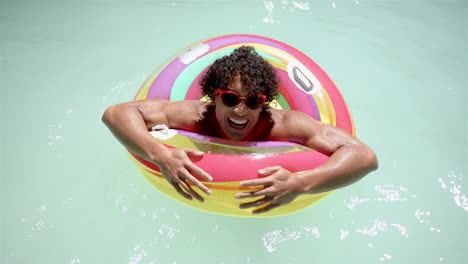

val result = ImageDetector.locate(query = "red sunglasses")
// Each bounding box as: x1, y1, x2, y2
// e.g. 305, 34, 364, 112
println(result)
216, 89, 266, 110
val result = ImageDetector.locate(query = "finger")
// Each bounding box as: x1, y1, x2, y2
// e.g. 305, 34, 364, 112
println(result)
183, 148, 204, 159
187, 163, 213, 182
239, 197, 271, 209
258, 166, 281, 175
173, 177, 205, 202
239, 178, 269, 188
235, 191, 259, 199
235, 188, 273, 199
170, 181, 192, 200
180, 179, 205, 202
252, 203, 278, 214
175, 177, 192, 194
181, 170, 212, 195
188, 186, 204, 202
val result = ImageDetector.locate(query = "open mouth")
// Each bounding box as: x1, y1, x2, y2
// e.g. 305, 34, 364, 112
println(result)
227, 117, 248, 129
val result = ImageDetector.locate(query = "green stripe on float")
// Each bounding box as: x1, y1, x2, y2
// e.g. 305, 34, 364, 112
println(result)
275, 94, 291, 110
171, 49, 234, 101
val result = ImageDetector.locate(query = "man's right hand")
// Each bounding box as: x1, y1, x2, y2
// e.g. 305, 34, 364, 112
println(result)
157, 147, 213, 201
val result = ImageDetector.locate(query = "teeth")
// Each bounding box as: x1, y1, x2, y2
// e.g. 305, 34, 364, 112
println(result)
229, 118, 247, 125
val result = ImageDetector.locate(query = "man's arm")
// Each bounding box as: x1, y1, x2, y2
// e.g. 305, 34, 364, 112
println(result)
236, 110, 378, 213
102, 99, 213, 200
285, 110, 378, 194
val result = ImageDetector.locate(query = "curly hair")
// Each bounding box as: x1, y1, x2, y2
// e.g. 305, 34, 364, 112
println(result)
199, 46, 279, 104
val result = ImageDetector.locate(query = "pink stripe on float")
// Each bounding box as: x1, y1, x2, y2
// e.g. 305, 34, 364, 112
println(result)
131, 148, 329, 182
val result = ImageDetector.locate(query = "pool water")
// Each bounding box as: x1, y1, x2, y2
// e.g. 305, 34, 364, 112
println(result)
2, 0, 467, 263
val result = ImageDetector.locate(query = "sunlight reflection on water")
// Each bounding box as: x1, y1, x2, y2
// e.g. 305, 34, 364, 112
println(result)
438, 171, 467, 211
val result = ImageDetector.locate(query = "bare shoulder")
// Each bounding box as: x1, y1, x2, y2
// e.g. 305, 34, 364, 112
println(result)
165, 100, 209, 128
130, 99, 207, 130
268, 109, 322, 143
269, 108, 361, 153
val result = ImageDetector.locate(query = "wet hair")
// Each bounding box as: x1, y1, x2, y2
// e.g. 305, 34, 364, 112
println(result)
199, 46, 279, 104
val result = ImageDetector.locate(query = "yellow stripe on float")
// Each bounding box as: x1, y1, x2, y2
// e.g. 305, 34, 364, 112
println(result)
312, 88, 336, 126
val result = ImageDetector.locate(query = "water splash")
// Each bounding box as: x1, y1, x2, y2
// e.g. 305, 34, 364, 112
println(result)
356, 219, 408, 237
302, 225, 321, 238
345, 184, 416, 210
438, 171, 467, 211
415, 209, 442, 233
261, 226, 320, 252
346, 196, 371, 209
355, 220, 388, 236
261, 228, 304, 252
263, 1, 277, 23
391, 223, 409, 237
68, 257, 81, 264
114, 183, 152, 215
127, 224, 180, 263
291, 1, 311, 10
263, 0, 311, 24
260, 218, 411, 252
102, 76, 144, 105
47, 108, 72, 147
128, 244, 149, 264
159, 225, 179, 239
20, 204, 54, 238
379, 253, 392, 262
340, 229, 350, 240
415, 209, 430, 224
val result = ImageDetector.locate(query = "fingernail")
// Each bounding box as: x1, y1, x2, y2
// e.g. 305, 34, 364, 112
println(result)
258, 169, 265, 174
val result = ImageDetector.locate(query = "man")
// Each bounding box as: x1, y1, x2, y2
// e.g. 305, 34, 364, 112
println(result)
102, 46, 378, 214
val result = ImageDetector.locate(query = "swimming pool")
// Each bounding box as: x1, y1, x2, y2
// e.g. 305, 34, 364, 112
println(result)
2, 0, 466, 263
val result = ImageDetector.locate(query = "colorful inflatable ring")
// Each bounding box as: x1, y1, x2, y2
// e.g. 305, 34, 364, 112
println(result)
129, 34, 355, 217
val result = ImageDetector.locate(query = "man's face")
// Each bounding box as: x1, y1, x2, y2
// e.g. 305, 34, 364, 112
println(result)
214, 75, 263, 141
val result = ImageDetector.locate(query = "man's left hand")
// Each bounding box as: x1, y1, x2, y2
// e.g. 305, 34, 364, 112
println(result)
235, 166, 304, 214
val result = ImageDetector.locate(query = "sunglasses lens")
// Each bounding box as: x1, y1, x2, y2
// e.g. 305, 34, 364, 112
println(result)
246, 95, 264, 109
218, 89, 265, 109
221, 93, 239, 107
